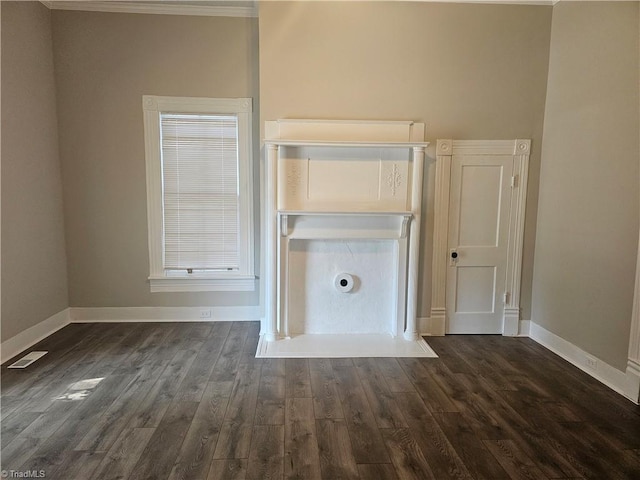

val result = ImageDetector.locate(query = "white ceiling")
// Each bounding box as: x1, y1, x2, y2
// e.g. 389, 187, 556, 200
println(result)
42, 1, 259, 17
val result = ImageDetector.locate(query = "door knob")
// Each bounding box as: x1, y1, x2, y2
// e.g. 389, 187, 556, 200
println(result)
451, 251, 458, 259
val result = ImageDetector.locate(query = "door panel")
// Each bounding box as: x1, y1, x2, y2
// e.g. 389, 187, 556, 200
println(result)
455, 266, 496, 313
458, 165, 502, 246
447, 155, 512, 334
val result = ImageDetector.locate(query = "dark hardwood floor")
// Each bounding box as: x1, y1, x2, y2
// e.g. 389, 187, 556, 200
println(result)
2, 322, 639, 479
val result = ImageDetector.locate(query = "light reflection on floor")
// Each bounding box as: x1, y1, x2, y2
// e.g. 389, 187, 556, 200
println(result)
55, 377, 104, 401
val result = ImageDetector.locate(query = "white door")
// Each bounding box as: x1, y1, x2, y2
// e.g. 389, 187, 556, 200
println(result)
446, 154, 512, 334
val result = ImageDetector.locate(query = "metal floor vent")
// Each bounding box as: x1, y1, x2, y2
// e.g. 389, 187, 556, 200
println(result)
8, 351, 48, 369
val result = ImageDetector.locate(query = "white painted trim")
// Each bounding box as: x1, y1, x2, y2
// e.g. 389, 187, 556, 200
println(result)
626, 359, 640, 404
433, 139, 530, 336
518, 319, 531, 337
264, 144, 278, 342
1, 308, 71, 364
69, 306, 261, 323
405, 0, 555, 4
256, 334, 438, 358
149, 276, 256, 292
265, 119, 425, 144
627, 228, 640, 402
529, 322, 637, 403
430, 140, 452, 336
142, 96, 255, 291
41, 0, 555, 16
405, 146, 426, 341
503, 141, 530, 335
447, 139, 530, 156
263, 120, 428, 343
418, 316, 433, 335
420, 316, 533, 337
44, 1, 258, 18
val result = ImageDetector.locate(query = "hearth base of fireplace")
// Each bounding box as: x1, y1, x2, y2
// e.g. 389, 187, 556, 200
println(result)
255, 333, 437, 358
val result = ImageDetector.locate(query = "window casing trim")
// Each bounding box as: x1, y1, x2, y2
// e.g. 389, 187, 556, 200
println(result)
143, 95, 255, 292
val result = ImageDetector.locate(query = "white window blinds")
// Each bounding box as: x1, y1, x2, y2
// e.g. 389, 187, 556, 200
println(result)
160, 113, 240, 272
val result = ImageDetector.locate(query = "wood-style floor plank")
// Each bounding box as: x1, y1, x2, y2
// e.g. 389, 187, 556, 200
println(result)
315, 419, 359, 480
245, 424, 284, 480
284, 398, 322, 480
357, 463, 399, 480
3, 324, 640, 480
431, 411, 510, 480
168, 383, 229, 480
309, 358, 344, 420
213, 362, 262, 460
285, 359, 312, 398
398, 357, 459, 413
75, 364, 166, 453
1, 411, 41, 446
18, 373, 135, 474
483, 439, 550, 480
255, 358, 286, 425
394, 392, 473, 480
127, 400, 200, 480
208, 459, 248, 480
176, 333, 228, 403
373, 357, 416, 393
91, 427, 155, 480
208, 323, 251, 397
353, 357, 407, 429
463, 374, 582, 479
131, 345, 200, 428
332, 365, 390, 464
51, 450, 105, 480
380, 428, 436, 480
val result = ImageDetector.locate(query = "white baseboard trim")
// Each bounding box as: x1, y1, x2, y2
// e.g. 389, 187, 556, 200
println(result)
70, 306, 262, 323
1, 308, 71, 364
420, 317, 530, 337
418, 316, 440, 336
529, 321, 636, 403
625, 359, 640, 404
517, 319, 531, 337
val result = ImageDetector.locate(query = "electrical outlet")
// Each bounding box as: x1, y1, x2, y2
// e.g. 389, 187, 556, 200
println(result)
585, 355, 598, 370
199, 309, 212, 319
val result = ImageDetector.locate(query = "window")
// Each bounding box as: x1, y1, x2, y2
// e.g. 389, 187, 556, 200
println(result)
143, 96, 255, 292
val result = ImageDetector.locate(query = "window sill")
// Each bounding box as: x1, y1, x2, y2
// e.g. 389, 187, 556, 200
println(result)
149, 275, 256, 292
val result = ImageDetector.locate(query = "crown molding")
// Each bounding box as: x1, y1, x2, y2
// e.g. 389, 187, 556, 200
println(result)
40, 0, 560, 16
401, 0, 556, 4
42, 1, 257, 18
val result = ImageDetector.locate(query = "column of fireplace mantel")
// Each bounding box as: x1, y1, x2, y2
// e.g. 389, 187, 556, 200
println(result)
264, 143, 279, 341
405, 146, 425, 341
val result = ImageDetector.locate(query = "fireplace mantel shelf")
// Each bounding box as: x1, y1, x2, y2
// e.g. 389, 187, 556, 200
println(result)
277, 210, 413, 216
265, 139, 429, 149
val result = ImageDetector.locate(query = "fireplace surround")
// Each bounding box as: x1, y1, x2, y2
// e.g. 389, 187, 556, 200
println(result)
258, 120, 436, 357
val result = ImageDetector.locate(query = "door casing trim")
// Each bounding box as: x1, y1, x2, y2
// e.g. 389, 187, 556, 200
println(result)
430, 139, 531, 336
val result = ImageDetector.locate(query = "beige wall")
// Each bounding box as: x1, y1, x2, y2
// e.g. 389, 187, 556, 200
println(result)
259, 1, 552, 319
532, 2, 639, 370
1, 2, 69, 341
51, 10, 260, 308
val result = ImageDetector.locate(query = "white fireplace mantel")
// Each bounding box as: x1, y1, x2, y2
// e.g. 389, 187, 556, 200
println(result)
259, 119, 434, 357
